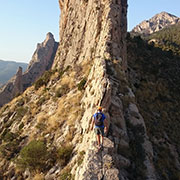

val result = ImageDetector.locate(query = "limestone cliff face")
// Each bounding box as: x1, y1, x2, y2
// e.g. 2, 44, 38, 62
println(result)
23, 32, 58, 90
0, 33, 58, 107
54, 0, 127, 70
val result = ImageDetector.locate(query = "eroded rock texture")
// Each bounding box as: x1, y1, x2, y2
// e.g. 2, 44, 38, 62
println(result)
54, 0, 127, 70
54, 0, 156, 179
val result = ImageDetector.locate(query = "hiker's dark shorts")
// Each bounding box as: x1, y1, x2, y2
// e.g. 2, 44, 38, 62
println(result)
94, 127, 104, 136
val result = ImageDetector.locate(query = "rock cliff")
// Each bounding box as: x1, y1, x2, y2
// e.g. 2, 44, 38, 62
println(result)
0, 60, 28, 86
131, 11, 180, 35
0, 67, 23, 107
23, 33, 58, 90
0, 33, 58, 107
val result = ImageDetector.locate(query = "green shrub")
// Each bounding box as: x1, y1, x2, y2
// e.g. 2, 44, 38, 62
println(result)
0, 140, 19, 160
3, 132, 17, 142
34, 70, 53, 90
17, 98, 25, 106
55, 88, 62, 97
36, 96, 46, 106
19, 122, 24, 130
57, 145, 73, 166
4, 119, 14, 128
55, 84, 69, 97
59, 168, 72, 180
16, 106, 28, 120
58, 65, 71, 79
34, 78, 45, 90
77, 151, 85, 166
77, 78, 87, 91
16, 140, 48, 172
36, 122, 47, 131
154, 145, 180, 180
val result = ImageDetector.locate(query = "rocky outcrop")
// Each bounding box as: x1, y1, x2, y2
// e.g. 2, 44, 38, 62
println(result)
0, 67, 23, 107
0, 33, 58, 107
131, 11, 180, 35
53, 0, 155, 179
23, 32, 58, 90
53, 0, 127, 70
0, 60, 28, 86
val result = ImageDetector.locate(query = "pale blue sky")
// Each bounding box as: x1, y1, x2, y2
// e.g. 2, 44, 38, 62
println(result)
0, 0, 179, 63
0, 0, 60, 63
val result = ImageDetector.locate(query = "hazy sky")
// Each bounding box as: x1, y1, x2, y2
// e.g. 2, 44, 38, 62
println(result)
0, 0, 60, 63
0, 0, 179, 63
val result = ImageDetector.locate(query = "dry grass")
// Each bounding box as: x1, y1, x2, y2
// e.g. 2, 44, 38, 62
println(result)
21, 114, 30, 124
33, 173, 45, 180
8, 96, 21, 111
45, 89, 84, 134
36, 86, 46, 96
81, 59, 92, 77
51, 71, 59, 80
29, 102, 39, 116
57, 91, 83, 126
47, 114, 62, 131
37, 112, 47, 123
60, 71, 76, 89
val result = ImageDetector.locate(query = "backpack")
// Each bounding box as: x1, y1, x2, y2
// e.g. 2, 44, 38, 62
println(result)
95, 113, 103, 126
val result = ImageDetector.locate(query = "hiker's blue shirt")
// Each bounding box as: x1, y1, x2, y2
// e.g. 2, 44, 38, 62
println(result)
93, 112, 106, 128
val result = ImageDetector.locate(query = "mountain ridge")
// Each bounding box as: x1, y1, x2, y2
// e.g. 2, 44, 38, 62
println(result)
147, 22, 180, 55
131, 11, 180, 35
0, 59, 28, 87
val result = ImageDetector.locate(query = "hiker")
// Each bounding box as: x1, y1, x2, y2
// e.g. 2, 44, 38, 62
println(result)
91, 107, 108, 149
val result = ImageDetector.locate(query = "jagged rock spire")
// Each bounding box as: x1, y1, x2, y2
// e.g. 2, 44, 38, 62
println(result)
0, 33, 58, 107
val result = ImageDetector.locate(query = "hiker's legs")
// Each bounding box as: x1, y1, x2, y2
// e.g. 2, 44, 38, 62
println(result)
96, 134, 101, 146
101, 135, 104, 146
99, 127, 104, 147
94, 127, 104, 148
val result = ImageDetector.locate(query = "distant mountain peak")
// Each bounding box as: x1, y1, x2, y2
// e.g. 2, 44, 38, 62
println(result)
46, 32, 54, 39
131, 11, 180, 35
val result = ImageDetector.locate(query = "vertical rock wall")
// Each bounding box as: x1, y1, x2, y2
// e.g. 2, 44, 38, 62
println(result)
54, 0, 157, 179
53, 0, 127, 70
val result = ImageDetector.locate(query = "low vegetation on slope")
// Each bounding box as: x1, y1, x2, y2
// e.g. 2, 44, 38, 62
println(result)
0, 59, 92, 178
127, 34, 180, 179
147, 23, 180, 55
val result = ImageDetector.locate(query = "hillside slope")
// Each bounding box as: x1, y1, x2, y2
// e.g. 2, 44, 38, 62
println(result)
147, 22, 180, 55
127, 35, 180, 180
0, 60, 27, 87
